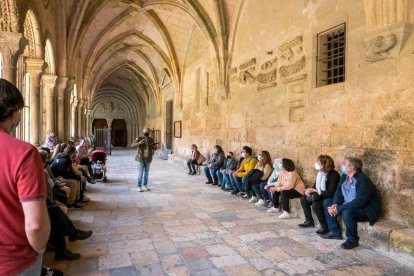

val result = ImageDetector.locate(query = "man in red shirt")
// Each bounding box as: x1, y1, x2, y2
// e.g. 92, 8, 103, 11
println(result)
0, 79, 51, 275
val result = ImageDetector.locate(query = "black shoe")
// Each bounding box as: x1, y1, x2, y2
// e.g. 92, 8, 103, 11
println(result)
68, 230, 93, 242
221, 186, 226, 190
230, 190, 239, 195
55, 249, 81, 261
212, 182, 218, 186
41, 266, 64, 276
187, 171, 192, 175
341, 240, 359, 250
206, 181, 213, 184
316, 227, 329, 235
68, 203, 82, 209
321, 232, 343, 240
298, 221, 315, 228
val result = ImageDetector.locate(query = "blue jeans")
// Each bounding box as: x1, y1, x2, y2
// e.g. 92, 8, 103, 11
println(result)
204, 166, 219, 183
18, 254, 42, 276
137, 159, 151, 187
323, 198, 342, 237
217, 169, 224, 186
230, 175, 246, 192
223, 171, 233, 189
252, 182, 268, 200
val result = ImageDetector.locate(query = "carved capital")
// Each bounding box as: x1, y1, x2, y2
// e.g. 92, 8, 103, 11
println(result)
41, 74, 58, 93
0, 31, 26, 64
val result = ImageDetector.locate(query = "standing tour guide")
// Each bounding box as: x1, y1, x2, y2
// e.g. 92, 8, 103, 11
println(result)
131, 127, 158, 192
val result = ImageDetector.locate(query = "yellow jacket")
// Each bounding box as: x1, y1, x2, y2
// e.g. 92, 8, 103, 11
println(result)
235, 156, 258, 177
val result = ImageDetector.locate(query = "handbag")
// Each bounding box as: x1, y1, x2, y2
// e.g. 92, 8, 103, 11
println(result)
197, 153, 206, 165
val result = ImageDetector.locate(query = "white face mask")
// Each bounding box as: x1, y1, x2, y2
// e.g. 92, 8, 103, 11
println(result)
213, 148, 218, 154
257, 155, 262, 161
314, 162, 321, 171
241, 152, 246, 158
276, 162, 283, 171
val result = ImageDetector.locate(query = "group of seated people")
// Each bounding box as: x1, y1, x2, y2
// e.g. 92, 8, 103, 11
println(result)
37, 137, 97, 263
188, 145, 382, 250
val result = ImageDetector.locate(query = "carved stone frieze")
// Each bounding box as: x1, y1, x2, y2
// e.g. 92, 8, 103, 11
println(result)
23, 15, 35, 58
95, 101, 125, 115
279, 36, 307, 83
366, 34, 397, 62
257, 57, 278, 91
238, 58, 256, 84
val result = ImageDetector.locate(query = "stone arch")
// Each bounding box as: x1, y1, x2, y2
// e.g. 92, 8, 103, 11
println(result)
23, 9, 43, 59
44, 38, 56, 75
0, 0, 19, 32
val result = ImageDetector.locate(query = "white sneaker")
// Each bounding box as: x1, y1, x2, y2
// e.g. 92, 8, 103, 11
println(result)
249, 196, 258, 203
143, 186, 150, 191
137, 187, 143, 192
267, 207, 279, 213
278, 211, 291, 219
255, 199, 265, 206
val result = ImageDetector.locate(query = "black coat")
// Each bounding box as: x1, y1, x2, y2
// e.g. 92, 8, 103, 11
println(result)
312, 170, 341, 199
50, 153, 81, 180
334, 171, 382, 226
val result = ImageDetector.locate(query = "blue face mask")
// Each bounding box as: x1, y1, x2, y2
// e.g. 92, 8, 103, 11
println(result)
341, 165, 347, 174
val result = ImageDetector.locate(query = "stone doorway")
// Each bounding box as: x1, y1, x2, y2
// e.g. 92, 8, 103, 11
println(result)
92, 119, 108, 129
165, 100, 173, 151
111, 119, 127, 147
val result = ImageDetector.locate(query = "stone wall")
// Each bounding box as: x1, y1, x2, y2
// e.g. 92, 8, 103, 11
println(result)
172, 0, 414, 226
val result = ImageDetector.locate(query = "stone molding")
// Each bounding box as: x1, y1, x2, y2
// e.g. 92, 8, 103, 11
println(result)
279, 35, 307, 83
41, 74, 58, 93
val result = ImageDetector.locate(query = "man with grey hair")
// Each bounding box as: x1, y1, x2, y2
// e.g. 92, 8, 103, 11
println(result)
321, 157, 382, 249
131, 127, 158, 192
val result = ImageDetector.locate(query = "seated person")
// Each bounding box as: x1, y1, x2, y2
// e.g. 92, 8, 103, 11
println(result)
216, 151, 237, 190
204, 145, 225, 185
230, 146, 258, 195
187, 144, 200, 175
255, 158, 282, 207
247, 150, 273, 202
45, 130, 58, 150
298, 155, 340, 234
268, 158, 305, 219
50, 146, 84, 208
322, 157, 381, 250
39, 150, 92, 261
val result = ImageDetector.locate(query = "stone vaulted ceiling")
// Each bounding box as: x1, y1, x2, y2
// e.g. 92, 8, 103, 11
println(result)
65, 0, 240, 118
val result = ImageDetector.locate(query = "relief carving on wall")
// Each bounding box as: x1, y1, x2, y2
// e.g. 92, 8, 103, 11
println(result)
238, 58, 256, 84
257, 57, 278, 90
95, 101, 125, 115
366, 34, 397, 62
23, 16, 35, 58
279, 36, 307, 83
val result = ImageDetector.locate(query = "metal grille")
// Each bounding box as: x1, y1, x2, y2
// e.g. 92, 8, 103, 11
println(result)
317, 24, 346, 86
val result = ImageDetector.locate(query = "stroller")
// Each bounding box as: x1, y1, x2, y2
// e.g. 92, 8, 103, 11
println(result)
91, 150, 108, 182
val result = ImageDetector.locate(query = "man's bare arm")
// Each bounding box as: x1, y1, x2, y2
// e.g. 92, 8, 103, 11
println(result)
22, 200, 51, 254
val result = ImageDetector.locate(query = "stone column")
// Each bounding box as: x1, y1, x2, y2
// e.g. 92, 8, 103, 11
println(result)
55, 77, 68, 141
71, 99, 78, 140
77, 100, 84, 139
85, 109, 92, 136
0, 31, 26, 84
41, 74, 58, 135
65, 79, 75, 141
26, 59, 44, 146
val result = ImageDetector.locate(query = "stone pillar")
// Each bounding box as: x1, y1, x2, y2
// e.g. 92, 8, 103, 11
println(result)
26, 59, 44, 146
71, 99, 78, 140
65, 79, 75, 141
85, 109, 92, 136
55, 77, 68, 141
0, 31, 26, 84
41, 74, 58, 135
77, 100, 84, 139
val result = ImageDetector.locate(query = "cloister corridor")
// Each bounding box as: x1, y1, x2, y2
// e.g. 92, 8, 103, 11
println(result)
43, 149, 414, 276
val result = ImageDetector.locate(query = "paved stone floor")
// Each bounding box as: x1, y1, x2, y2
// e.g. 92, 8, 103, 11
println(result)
44, 149, 414, 275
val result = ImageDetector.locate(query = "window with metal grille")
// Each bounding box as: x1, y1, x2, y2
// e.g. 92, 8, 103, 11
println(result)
316, 23, 346, 87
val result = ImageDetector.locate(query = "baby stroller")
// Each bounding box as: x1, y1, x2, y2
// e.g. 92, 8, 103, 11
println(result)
91, 150, 107, 182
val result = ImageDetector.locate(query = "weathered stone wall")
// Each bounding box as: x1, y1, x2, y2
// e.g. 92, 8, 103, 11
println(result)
174, 0, 414, 226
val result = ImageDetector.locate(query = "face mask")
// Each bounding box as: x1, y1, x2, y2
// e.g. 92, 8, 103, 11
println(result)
341, 165, 347, 174
213, 149, 218, 154
257, 155, 262, 161
277, 163, 283, 170
241, 152, 246, 158
314, 162, 321, 171
144, 132, 149, 137
227, 155, 232, 159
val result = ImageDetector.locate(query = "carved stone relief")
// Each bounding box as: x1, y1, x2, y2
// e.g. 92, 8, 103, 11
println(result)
238, 58, 256, 84
257, 57, 278, 91
23, 15, 35, 58
95, 101, 125, 115
279, 36, 307, 83
366, 34, 397, 62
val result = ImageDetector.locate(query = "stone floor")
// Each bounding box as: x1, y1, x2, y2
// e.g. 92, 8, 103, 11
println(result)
44, 148, 414, 276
